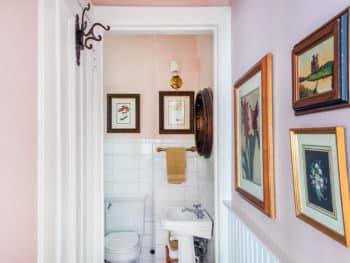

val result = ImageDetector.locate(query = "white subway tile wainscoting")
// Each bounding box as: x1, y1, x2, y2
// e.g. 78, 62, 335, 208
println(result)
104, 139, 215, 263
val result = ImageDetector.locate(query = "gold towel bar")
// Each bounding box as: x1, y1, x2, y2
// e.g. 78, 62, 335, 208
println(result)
156, 146, 197, 152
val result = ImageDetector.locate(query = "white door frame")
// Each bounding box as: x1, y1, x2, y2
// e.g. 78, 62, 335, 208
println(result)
38, 0, 103, 262
95, 6, 232, 263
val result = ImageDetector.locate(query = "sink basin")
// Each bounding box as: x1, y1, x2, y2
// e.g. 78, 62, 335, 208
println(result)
161, 206, 212, 239
161, 206, 213, 263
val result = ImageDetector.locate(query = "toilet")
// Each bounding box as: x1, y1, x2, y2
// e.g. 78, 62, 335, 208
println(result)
104, 195, 146, 263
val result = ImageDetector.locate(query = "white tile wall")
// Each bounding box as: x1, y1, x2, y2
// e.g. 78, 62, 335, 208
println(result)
197, 156, 215, 263
104, 139, 154, 262
104, 139, 214, 263
153, 141, 201, 263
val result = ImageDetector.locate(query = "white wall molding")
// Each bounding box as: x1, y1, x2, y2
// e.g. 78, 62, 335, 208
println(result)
38, 0, 102, 262
224, 201, 295, 263
95, 6, 231, 262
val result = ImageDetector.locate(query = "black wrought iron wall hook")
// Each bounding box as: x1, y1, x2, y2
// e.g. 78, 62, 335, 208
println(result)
76, 3, 110, 66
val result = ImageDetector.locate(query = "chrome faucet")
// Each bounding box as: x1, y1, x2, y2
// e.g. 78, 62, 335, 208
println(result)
182, 203, 205, 219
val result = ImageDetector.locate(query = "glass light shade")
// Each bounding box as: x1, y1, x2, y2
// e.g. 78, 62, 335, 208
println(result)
170, 60, 180, 73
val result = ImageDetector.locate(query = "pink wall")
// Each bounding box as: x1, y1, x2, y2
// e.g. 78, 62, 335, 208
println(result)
93, 0, 230, 7
104, 34, 213, 139
231, 0, 350, 262
0, 1, 37, 262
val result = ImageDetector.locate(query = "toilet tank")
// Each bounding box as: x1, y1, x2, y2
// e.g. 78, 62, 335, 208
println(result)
105, 195, 146, 235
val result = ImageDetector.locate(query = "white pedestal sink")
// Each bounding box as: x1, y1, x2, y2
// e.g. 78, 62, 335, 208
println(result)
161, 206, 213, 263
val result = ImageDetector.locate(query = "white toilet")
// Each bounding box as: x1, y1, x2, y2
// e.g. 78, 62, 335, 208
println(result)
104, 195, 146, 263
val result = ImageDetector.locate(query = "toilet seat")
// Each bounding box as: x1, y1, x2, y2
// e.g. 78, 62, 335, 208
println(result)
104, 232, 140, 262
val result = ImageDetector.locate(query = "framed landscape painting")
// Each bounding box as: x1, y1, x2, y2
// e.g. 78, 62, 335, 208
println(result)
292, 8, 350, 114
234, 53, 275, 218
107, 94, 140, 133
290, 127, 350, 246
159, 91, 194, 134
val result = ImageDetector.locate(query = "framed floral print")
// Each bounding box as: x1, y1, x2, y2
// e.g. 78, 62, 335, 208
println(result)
292, 8, 350, 115
234, 53, 275, 218
107, 94, 140, 133
290, 127, 350, 247
159, 91, 194, 134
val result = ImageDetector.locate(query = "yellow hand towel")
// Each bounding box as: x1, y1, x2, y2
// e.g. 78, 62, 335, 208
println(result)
168, 232, 178, 251
166, 147, 186, 184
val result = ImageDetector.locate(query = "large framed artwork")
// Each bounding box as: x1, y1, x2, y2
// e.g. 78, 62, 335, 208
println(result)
292, 8, 350, 115
234, 53, 275, 218
159, 91, 194, 134
290, 127, 350, 246
107, 94, 140, 133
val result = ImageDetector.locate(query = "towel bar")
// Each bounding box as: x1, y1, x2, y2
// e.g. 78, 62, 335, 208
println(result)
156, 146, 197, 152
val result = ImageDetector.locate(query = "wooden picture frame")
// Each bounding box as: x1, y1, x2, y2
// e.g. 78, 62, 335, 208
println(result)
290, 127, 350, 247
234, 53, 275, 218
107, 94, 140, 133
195, 88, 213, 158
292, 8, 350, 115
159, 91, 194, 134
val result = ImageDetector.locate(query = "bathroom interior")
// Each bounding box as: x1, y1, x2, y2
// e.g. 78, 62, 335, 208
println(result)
103, 33, 215, 263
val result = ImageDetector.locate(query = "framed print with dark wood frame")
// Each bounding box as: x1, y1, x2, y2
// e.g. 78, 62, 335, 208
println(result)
107, 94, 140, 133
292, 8, 350, 115
290, 127, 350, 247
159, 91, 194, 134
234, 53, 275, 218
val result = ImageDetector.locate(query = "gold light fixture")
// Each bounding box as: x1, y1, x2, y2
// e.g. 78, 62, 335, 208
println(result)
169, 60, 183, 90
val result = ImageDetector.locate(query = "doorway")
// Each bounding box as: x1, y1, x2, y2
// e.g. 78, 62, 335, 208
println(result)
38, 3, 231, 263
103, 33, 214, 262
95, 6, 232, 263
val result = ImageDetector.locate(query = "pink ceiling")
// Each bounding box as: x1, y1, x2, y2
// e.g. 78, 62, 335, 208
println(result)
92, 0, 231, 6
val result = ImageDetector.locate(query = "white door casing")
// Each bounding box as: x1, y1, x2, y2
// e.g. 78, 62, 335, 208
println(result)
38, 0, 103, 262
94, 7, 232, 263
39, 4, 231, 263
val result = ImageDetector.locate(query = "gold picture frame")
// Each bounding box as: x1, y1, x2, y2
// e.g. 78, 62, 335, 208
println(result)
234, 53, 275, 218
290, 127, 350, 246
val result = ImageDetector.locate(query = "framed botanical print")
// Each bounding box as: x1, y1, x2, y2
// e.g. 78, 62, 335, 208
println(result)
234, 53, 275, 218
159, 91, 194, 134
290, 127, 350, 246
107, 94, 140, 133
292, 8, 350, 115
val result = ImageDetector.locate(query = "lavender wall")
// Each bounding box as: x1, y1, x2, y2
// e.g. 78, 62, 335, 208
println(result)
231, 0, 350, 262
0, 1, 37, 262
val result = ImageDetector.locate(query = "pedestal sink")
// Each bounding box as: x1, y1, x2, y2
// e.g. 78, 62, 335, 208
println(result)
161, 206, 213, 263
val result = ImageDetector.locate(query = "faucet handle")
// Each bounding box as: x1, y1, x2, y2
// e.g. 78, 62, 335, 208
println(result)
193, 203, 202, 209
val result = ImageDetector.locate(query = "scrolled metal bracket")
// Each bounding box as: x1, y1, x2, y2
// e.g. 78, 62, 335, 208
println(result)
75, 3, 110, 66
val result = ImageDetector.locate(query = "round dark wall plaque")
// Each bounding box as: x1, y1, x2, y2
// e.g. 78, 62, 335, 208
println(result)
195, 88, 213, 158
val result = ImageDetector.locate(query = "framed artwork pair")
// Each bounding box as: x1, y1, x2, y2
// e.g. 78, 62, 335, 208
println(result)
290, 7, 350, 246
106, 91, 194, 134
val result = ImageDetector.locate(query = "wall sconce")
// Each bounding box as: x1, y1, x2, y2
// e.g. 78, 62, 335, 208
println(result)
169, 60, 183, 90
75, 3, 110, 66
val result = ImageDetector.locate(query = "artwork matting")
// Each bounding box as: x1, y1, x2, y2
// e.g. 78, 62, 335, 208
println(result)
290, 127, 350, 247
107, 94, 140, 133
159, 91, 194, 134
234, 53, 275, 218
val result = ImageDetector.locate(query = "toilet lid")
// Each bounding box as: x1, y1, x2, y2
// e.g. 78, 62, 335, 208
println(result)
105, 232, 139, 251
